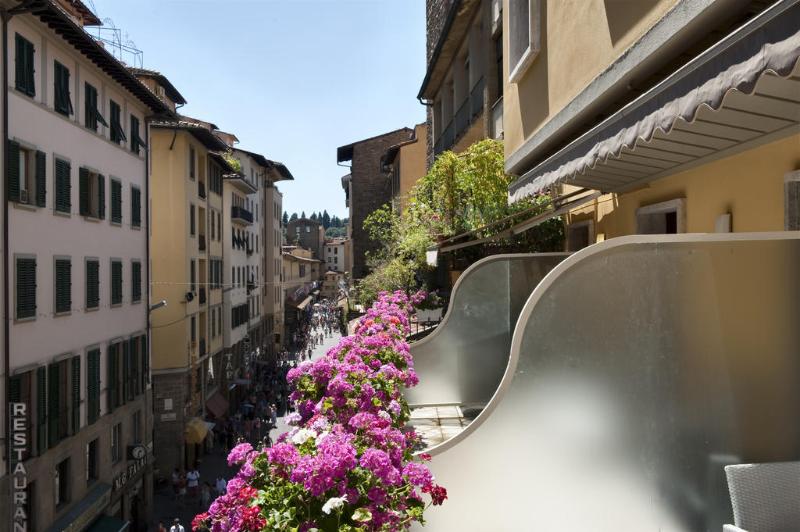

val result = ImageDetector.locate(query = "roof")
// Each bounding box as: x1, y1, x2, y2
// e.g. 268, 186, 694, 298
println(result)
381, 136, 420, 168
32, 2, 170, 115
234, 147, 294, 181
418, 0, 481, 100
128, 67, 188, 105
209, 151, 238, 173
282, 253, 321, 264
57, 0, 101, 26
179, 114, 220, 132
150, 120, 228, 151
336, 127, 413, 163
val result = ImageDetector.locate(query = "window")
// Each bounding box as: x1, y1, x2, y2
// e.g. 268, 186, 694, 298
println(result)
210, 209, 216, 240
79, 169, 105, 219
7, 141, 45, 206
86, 348, 100, 424
508, 0, 541, 83
47, 360, 69, 447
15, 34, 35, 97
16, 257, 36, 320
110, 260, 122, 305
190, 204, 196, 236
495, 33, 504, 100
70, 356, 80, 433
130, 115, 146, 154
86, 439, 98, 485
131, 186, 141, 227
54, 158, 71, 214
786, 170, 800, 230
132, 410, 142, 443
211, 308, 216, 338
131, 261, 142, 303
191, 316, 196, 342
190, 259, 196, 292
54, 258, 71, 314
111, 423, 121, 463
189, 145, 196, 179
217, 307, 222, 336
636, 199, 685, 235
53, 61, 73, 116
110, 178, 122, 224
107, 343, 121, 412
109, 100, 126, 144
567, 221, 594, 251
54, 458, 70, 508
84, 83, 107, 132
85, 259, 99, 309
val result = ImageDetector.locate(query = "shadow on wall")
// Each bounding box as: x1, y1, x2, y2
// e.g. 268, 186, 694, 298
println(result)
603, 0, 664, 45
517, 0, 549, 141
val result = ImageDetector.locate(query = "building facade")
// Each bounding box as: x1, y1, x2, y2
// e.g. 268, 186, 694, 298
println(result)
0, 2, 170, 530
421, 0, 504, 165
336, 128, 414, 279
320, 270, 346, 301
380, 123, 429, 212
282, 247, 321, 343
323, 238, 347, 272
264, 183, 285, 354
285, 217, 324, 260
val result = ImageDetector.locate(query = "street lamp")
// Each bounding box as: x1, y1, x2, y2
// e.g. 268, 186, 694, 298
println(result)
150, 299, 167, 311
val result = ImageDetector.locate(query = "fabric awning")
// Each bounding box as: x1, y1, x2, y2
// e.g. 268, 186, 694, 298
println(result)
205, 391, 229, 419
295, 295, 313, 310
185, 417, 210, 444
509, 0, 800, 202
86, 516, 129, 532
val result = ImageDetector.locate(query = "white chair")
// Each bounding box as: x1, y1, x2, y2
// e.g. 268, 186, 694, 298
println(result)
723, 461, 800, 532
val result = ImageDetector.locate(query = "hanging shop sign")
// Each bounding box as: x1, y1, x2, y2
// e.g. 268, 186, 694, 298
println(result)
9, 402, 28, 532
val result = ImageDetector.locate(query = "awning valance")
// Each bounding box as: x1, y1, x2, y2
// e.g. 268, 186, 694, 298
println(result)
205, 391, 229, 419
509, 0, 800, 203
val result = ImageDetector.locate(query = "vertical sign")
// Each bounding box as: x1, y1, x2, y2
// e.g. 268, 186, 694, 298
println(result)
9, 402, 29, 531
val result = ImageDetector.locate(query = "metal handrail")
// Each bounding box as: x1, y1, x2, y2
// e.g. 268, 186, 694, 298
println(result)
470, 76, 485, 120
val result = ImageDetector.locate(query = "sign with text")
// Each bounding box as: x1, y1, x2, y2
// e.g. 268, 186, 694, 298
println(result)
9, 402, 29, 531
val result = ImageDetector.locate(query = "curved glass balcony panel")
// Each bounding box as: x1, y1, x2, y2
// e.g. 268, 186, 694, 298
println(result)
407, 253, 569, 451
415, 233, 800, 532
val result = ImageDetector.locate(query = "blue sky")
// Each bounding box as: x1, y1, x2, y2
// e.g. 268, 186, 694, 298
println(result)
88, 0, 426, 218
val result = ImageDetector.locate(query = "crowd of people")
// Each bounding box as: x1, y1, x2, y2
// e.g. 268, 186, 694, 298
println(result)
290, 299, 344, 361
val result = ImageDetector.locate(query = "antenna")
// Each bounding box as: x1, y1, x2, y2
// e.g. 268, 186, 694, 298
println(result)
85, 16, 144, 68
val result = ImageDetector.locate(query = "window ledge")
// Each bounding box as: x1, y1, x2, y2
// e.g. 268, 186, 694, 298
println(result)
85, 306, 99, 312
12, 201, 40, 212
53, 209, 71, 218
54, 310, 71, 317
509, 46, 539, 85
14, 316, 36, 324
82, 216, 102, 223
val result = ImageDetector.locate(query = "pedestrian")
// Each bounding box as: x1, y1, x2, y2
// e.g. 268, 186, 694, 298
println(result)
157, 521, 168, 532
186, 465, 200, 501
201, 481, 212, 509
215, 476, 227, 497
171, 468, 181, 501
169, 518, 185, 532
270, 403, 278, 427
177, 470, 187, 505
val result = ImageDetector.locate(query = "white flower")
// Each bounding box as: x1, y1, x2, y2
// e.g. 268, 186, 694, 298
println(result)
291, 428, 317, 445
322, 496, 347, 515
315, 430, 330, 444
377, 410, 392, 422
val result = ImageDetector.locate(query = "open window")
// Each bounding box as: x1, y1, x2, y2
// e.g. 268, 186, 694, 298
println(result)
7, 141, 45, 206
567, 220, 594, 251
79, 168, 105, 219
508, 0, 541, 83
636, 198, 686, 235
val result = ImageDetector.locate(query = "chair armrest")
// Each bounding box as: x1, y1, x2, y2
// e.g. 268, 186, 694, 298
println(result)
723, 525, 748, 532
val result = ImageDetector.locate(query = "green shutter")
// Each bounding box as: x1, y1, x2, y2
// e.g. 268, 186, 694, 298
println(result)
79, 167, 89, 215
71, 356, 80, 434
25, 39, 35, 96
131, 261, 141, 302
131, 116, 139, 153
35, 150, 46, 207
14, 34, 24, 92
121, 340, 130, 404
141, 335, 149, 386
9, 375, 21, 403
48, 363, 59, 448
54, 62, 72, 116
87, 349, 99, 425
131, 187, 141, 227
36, 366, 47, 454
16, 257, 36, 319
86, 259, 99, 309
107, 344, 117, 412
111, 261, 122, 305
110, 179, 121, 224
55, 159, 71, 213
97, 174, 105, 219
84, 82, 96, 130
55, 259, 71, 313
7, 140, 20, 203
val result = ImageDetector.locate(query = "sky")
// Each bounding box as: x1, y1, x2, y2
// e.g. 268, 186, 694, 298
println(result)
87, 0, 427, 219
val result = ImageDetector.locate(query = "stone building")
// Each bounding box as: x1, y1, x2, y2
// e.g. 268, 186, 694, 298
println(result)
336, 128, 414, 279
286, 217, 324, 260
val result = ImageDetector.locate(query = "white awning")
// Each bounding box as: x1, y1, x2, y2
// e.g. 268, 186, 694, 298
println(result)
509, 0, 800, 202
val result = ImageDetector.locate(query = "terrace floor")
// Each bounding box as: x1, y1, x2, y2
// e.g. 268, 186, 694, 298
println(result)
408, 405, 473, 449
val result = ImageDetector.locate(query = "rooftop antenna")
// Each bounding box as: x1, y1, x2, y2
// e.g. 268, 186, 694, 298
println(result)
85, 14, 144, 68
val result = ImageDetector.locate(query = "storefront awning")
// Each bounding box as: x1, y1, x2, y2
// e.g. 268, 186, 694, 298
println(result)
205, 391, 229, 419
185, 417, 210, 444
295, 295, 313, 310
47, 483, 113, 532
86, 516, 129, 532
509, 0, 800, 203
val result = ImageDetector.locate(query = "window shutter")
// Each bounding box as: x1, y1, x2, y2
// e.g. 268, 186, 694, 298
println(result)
97, 174, 105, 219
71, 356, 80, 434
55, 159, 71, 213
122, 340, 130, 404
84, 83, 95, 130
111, 261, 122, 305
35, 150, 46, 207
55, 259, 71, 313
86, 259, 99, 309
79, 168, 89, 215
128, 337, 139, 397
64, 66, 73, 115
9, 375, 21, 403
87, 348, 99, 425
16, 257, 36, 319
47, 363, 59, 448
107, 344, 117, 412
7, 140, 20, 202
141, 335, 149, 386
36, 366, 47, 454
25, 39, 35, 96
131, 261, 141, 302
111, 179, 121, 224
131, 187, 141, 227
14, 34, 24, 92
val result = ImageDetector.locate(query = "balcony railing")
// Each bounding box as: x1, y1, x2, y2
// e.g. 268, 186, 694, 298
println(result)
231, 205, 253, 225
470, 76, 485, 120
199, 287, 207, 304
454, 99, 470, 140
433, 120, 455, 156
199, 234, 206, 251
198, 181, 206, 199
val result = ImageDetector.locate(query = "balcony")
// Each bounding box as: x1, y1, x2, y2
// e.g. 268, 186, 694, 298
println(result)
199, 235, 206, 251
231, 205, 253, 225
199, 287, 206, 304
199, 338, 206, 357
224, 173, 258, 194
470, 76, 484, 120
198, 181, 206, 199
433, 120, 454, 156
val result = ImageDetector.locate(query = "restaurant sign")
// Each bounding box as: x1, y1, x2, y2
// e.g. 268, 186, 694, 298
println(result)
9, 402, 28, 532
113, 451, 148, 492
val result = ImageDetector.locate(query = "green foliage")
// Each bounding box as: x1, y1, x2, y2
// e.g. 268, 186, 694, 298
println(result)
221, 150, 242, 173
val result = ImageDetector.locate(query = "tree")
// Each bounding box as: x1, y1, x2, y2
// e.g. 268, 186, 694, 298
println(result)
301, 211, 306, 219
310, 212, 318, 221
282, 211, 289, 225
322, 210, 331, 229
289, 212, 298, 222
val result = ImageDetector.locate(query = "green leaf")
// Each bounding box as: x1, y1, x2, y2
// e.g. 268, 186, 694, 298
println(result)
352, 508, 372, 523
